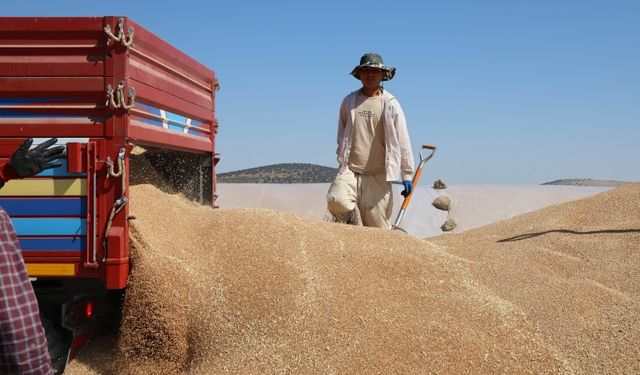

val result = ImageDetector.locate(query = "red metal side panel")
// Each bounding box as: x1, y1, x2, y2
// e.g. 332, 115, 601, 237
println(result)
126, 19, 216, 105
0, 17, 106, 77
0, 17, 219, 291
0, 18, 110, 285
122, 18, 217, 154
0, 18, 107, 139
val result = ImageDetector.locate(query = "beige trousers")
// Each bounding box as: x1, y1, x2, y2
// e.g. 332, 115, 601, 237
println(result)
326, 168, 393, 229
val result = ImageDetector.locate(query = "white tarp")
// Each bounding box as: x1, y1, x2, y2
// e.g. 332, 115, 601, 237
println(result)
216, 183, 611, 238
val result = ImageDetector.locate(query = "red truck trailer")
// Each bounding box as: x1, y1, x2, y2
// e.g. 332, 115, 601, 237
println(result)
0, 17, 219, 373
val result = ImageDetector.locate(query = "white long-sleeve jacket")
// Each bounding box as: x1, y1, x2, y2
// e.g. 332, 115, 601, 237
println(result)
336, 89, 415, 181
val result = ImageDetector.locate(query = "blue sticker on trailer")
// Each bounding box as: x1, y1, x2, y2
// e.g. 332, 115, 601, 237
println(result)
0, 198, 87, 216
0, 98, 70, 104
12, 218, 86, 236
19, 237, 86, 251
0, 109, 78, 118
136, 102, 207, 137
35, 160, 85, 177
0, 98, 84, 118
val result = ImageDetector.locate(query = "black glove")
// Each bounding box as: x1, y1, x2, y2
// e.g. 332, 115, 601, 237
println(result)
11, 138, 66, 178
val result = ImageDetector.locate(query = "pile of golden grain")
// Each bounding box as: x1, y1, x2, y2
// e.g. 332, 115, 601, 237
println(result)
67, 183, 640, 374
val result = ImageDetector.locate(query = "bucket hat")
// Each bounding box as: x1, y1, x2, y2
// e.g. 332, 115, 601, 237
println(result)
350, 53, 396, 81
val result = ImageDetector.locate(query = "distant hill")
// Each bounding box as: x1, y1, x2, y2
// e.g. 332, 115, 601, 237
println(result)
217, 163, 338, 183
219, 169, 635, 186
542, 178, 633, 187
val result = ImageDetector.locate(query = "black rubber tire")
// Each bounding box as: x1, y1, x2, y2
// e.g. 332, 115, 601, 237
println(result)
40, 317, 69, 375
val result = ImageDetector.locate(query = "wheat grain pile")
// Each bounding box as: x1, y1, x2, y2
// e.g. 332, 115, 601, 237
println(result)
66, 183, 640, 374
430, 182, 640, 374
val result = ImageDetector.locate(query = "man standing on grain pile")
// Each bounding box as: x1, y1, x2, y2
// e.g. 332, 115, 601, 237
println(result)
1, 138, 65, 375
327, 53, 414, 229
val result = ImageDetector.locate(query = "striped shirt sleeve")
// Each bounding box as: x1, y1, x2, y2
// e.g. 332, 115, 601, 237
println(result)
0, 207, 52, 375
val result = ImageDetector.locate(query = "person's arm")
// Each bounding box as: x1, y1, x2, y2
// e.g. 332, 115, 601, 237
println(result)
0, 210, 53, 374
0, 160, 18, 188
336, 96, 349, 165
392, 99, 415, 181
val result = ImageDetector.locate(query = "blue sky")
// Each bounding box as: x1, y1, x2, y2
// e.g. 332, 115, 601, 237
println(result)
6, 1, 640, 184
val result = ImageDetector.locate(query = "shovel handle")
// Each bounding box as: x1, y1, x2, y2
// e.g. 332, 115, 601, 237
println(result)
399, 168, 423, 210
392, 143, 437, 230
399, 145, 436, 210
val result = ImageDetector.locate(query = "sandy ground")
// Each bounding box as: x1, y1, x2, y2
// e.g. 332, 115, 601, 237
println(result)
64, 182, 639, 374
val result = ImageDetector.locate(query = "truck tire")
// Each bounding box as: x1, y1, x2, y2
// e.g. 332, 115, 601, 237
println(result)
41, 317, 69, 375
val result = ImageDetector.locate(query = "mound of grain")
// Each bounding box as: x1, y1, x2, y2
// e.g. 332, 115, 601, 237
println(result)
431, 183, 640, 374
109, 184, 566, 374
66, 183, 640, 374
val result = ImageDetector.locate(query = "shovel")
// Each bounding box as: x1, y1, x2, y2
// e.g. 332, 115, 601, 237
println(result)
391, 144, 436, 231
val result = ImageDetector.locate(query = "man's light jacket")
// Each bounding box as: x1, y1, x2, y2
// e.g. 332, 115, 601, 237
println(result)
336, 89, 415, 181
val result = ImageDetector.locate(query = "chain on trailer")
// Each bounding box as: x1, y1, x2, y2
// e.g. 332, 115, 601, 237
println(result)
103, 17, 134, 48
103, 148, 127, 256
105, 81, 136, 111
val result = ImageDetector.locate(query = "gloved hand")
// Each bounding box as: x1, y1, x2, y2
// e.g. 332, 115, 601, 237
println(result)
11, 138, 66, 178
401, 180, 413, 197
